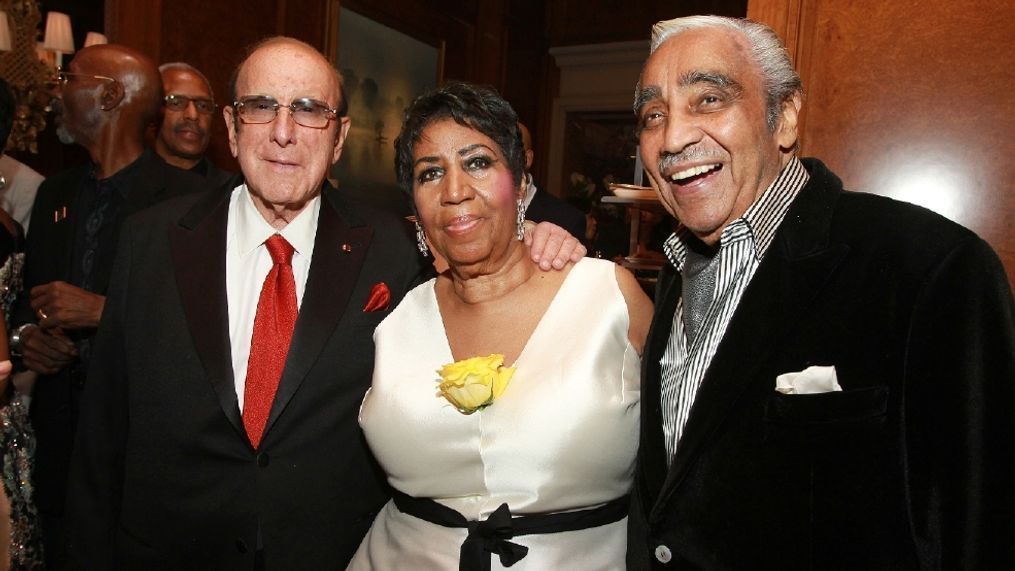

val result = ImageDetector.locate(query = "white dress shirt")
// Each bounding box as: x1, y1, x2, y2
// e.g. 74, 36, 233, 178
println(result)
521, 172, 537, 212
0, 154, 43, 232
225, 184, 320, 409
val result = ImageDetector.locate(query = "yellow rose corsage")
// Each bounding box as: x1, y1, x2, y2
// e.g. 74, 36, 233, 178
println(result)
437, 354, 516, 414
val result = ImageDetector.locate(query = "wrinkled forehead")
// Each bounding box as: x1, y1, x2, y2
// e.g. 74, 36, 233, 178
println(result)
237, 43, 340, 106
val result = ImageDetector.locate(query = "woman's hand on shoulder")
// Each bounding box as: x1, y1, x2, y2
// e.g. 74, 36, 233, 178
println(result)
615, 265, 654, 356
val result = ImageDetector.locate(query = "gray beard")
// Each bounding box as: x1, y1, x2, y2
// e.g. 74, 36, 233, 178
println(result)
56, 124, 76, 145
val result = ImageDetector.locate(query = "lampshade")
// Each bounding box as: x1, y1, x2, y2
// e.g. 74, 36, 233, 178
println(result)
84, 32, 108, 47
0, 11, 11, 52
43, 11, 74, 54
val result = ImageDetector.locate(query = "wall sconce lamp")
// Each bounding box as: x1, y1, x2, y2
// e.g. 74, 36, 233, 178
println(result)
0, 0, 51, 153
42, 10, 72, 67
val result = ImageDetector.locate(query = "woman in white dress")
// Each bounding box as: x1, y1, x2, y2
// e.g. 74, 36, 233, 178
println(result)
349, 82, 653, 570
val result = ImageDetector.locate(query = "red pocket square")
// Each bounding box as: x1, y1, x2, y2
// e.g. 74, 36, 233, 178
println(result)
363, 282, 391, 312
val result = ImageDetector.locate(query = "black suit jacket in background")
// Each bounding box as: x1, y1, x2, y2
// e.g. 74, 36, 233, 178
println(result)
14, 149, 210, 520
67, 182, 430, 570
190, 156, 238, 193
629, 158, 1015, 569
525, 186, 587, 241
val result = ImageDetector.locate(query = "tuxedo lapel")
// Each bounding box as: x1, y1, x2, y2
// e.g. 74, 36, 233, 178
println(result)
169, 191, 241, 436
263, 186, 373, 437
650, 162, 852, 519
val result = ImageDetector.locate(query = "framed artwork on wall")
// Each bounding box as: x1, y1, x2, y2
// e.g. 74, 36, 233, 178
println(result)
330, 7, 444, 215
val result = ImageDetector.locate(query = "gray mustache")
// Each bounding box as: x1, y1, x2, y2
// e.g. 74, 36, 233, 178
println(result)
658, 148, 723, 173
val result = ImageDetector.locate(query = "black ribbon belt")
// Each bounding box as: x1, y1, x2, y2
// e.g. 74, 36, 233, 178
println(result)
392, 490, 629, 570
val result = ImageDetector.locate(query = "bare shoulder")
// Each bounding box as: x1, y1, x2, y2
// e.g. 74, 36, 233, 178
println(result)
613, 263, 654, 354
613, 264, 651, 308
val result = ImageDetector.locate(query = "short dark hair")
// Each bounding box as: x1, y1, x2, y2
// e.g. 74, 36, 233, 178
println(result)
0, 78, 15, 150
394, 81, 524, 198
159, 62, 215, 99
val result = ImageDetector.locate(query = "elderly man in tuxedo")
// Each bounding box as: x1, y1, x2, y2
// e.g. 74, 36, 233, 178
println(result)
67, 36, 582, 570
628, 15, 1015, 569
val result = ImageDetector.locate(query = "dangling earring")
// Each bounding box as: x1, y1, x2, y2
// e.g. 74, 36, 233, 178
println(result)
515, 198, 525, 241
415, 220, 430, 256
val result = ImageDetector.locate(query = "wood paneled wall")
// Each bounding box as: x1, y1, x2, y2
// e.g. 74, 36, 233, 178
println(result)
749, 0, 1015, 284
547, 0, 746, 46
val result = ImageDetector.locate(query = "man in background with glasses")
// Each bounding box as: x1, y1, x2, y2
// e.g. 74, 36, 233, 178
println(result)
8, 43, 210, 569
155, 62, 235, 190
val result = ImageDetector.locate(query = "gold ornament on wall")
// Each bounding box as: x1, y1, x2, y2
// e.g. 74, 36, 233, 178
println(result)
0, 0, 62, 153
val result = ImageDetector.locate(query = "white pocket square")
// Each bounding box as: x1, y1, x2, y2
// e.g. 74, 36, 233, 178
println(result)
775, 365, 842, 394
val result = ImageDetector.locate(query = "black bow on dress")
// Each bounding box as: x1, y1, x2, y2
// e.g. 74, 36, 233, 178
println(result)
460, 503, 529, 570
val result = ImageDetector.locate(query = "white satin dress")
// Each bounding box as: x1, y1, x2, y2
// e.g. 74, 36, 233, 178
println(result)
348, 258, 640, 570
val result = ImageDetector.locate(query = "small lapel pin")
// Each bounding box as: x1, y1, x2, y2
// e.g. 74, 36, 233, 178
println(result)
341, 243, 352, 253
53, 206, 68, 223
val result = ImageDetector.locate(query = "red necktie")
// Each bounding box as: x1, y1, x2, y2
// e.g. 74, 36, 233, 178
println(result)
242, 234, 297, 448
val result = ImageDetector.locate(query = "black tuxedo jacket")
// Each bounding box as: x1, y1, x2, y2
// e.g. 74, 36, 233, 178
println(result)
630, 159, 1015, 569
194, 157, 238, 192
67, 183, 430, 570
525, 186, 587, 240
16, 150, 209, 517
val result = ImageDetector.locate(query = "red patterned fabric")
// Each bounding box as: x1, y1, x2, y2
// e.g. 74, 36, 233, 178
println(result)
242, 234, 297, 448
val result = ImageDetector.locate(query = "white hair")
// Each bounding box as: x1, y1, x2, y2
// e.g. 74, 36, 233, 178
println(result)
649, 15, 802, 130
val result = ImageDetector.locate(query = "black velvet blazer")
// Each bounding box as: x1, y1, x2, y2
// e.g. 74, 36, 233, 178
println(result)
629, 159, 1015, 569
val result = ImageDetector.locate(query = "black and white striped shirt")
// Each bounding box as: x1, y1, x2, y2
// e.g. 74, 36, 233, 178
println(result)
659, 157, 809, 460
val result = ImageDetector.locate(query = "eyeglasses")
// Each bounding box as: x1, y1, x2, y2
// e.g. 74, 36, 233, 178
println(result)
164, 94, 217, 114
233, 95, 339, 129
55, 69, 117, 88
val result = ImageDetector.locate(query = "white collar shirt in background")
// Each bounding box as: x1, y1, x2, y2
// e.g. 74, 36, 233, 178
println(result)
0, 154, 44, 233
521, 172, 537, 212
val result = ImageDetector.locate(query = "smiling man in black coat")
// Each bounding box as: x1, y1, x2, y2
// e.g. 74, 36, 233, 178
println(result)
627, 15, 1015, 570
